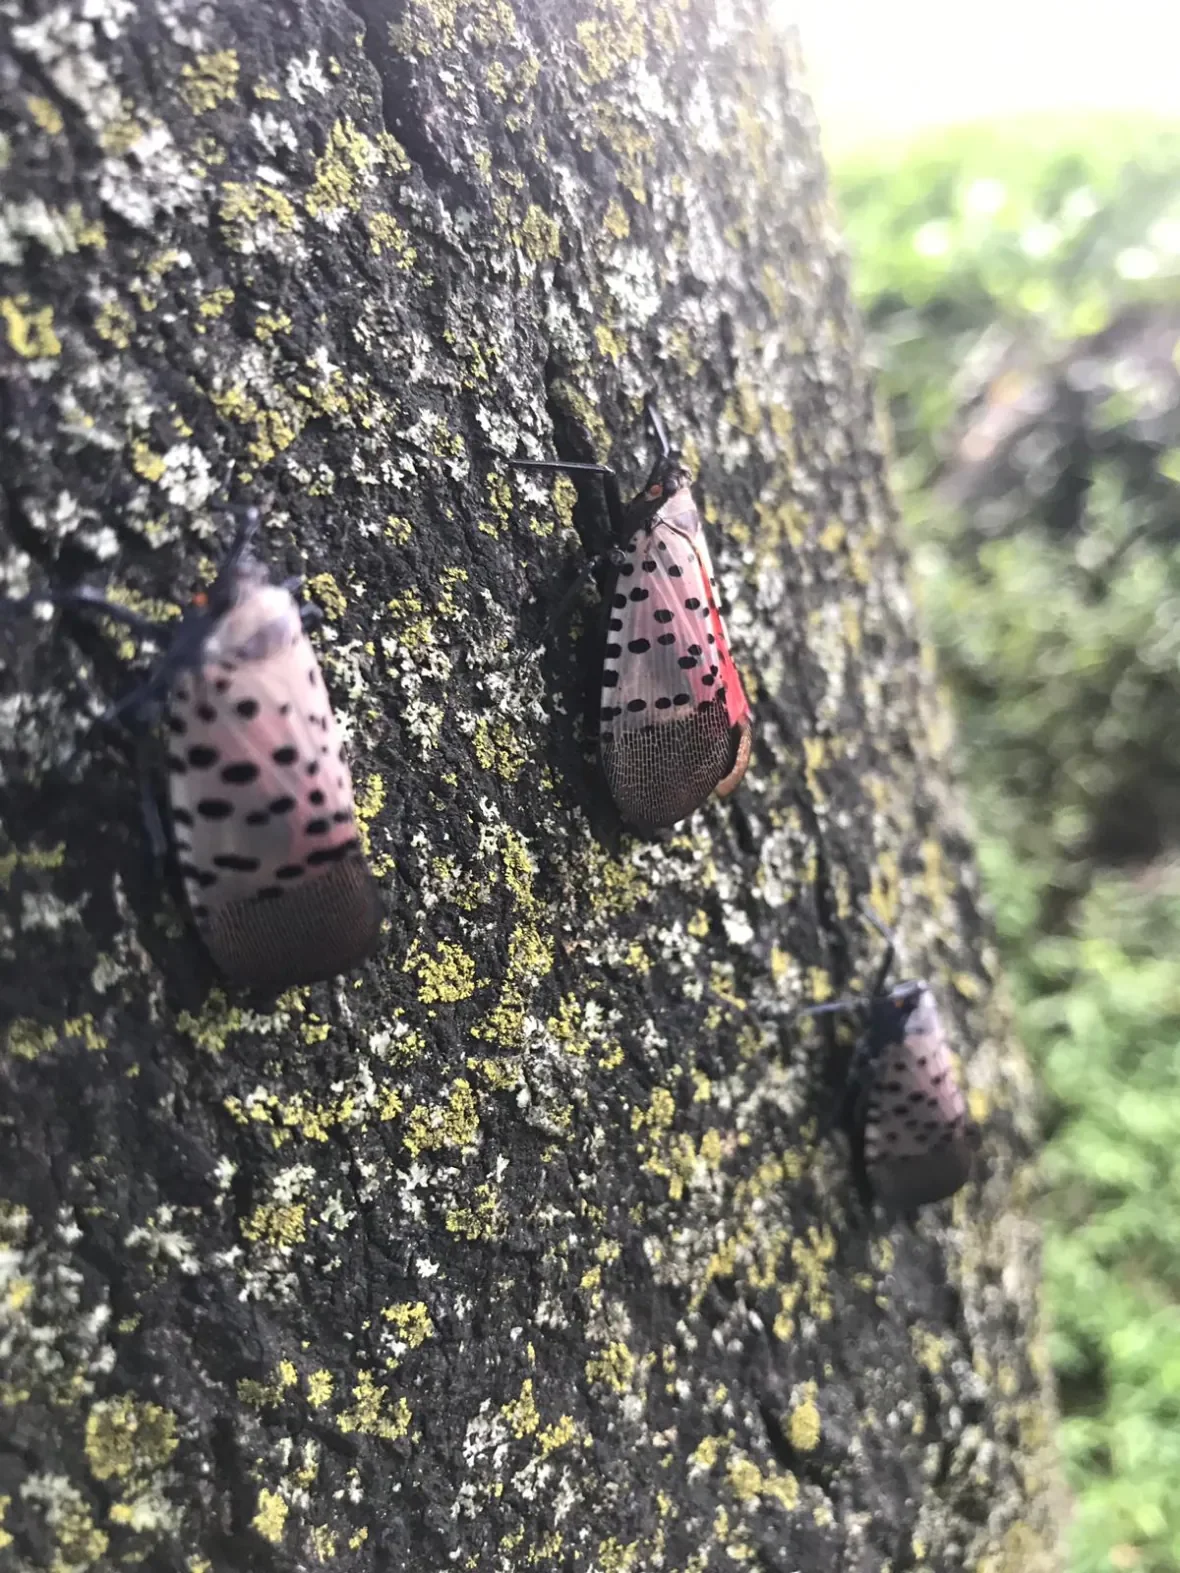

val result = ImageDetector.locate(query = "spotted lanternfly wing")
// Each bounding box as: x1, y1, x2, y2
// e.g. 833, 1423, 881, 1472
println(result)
857, 983, 971, 1209
167, 580, 381, 990
600, 483, 753, 831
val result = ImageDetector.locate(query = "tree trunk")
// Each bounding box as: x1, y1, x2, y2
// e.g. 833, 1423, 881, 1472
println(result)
0, 1, 1062, 1569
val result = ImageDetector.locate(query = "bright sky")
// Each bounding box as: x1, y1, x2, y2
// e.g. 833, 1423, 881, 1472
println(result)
786, 0, 1180, 150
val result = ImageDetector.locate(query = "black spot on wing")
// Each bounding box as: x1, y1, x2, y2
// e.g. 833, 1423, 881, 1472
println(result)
272, 746, 297, 766
221, 762, 260, 785
213, 853, 262, 873
307, 839, 360, 867
197, 799, 234, 820
236, 698, 260, 719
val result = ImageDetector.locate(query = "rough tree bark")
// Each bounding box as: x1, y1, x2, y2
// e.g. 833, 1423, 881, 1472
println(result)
0, 1, 1062, 1569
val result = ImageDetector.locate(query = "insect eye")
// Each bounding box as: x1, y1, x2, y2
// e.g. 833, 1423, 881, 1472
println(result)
646, 484, 663, 500
192, 592, 208, 610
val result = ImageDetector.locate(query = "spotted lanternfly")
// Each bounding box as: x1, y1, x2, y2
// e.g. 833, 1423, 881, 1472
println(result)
6, 508, 381, 990
799, 909, 973, 1209
494, 398, 753, 833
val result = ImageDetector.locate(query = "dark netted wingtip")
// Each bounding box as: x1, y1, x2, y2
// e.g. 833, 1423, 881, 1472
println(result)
603, 704, 750, 832
201, 853, 382, 991
867, 1137, 974, 1210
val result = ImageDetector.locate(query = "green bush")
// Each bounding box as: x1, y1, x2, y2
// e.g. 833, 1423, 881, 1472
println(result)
835, 115, 1180, 1571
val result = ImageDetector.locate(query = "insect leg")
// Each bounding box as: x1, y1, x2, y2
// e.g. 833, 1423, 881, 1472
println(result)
540, 548, 625, 640
1, 587, 171, 640
133, 731, 169, 863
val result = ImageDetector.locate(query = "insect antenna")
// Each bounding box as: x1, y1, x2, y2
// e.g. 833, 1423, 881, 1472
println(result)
478, 448, 631, 643
644, 397, 673, 458
209, 503, 262, 583
858, 903, 898, 998
483, 452, 629, 542
794, 993, 870, 1021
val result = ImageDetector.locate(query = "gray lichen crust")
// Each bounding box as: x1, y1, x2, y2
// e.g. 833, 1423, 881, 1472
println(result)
0, 0, 1062, 1568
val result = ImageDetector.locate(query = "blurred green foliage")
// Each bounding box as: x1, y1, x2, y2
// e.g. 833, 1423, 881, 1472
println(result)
834, 116, 1180, 1572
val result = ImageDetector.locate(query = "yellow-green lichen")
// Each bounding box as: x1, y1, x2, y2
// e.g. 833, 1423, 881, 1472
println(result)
381, 1301, 434, 1346
6, 1019, 57, 1060
472, 716, 529, 782
198, 286, 235, 320
502, 1377, 540, 1438
219, 181, 298, 236
576, 0, 646, 84
305, 118, 381, 218
337, 1371, 413, 1441
238, 1361, 299, 1408
2, 295, 61, 358
602, 197, 630, 238
241, 1203, 307, 1248
446, 1182, 503, 1240
404, 939, 480, 1005
26, 95, 64, 134
307, 1370, 334, 1408
585, 1341, 635, 1393
94, 300, 134, 347
402, 1078, 479, 1155
594, 323, 626, 363
787, 1392, 821, 1452
252, 1488, 287, 1544
306, 572, 348, 621
519, 204, 561, 262
368, 212, 417, 267
539, 1414, 577, 1455
180, 51, 240, 114
85, 1395, 178, 1480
